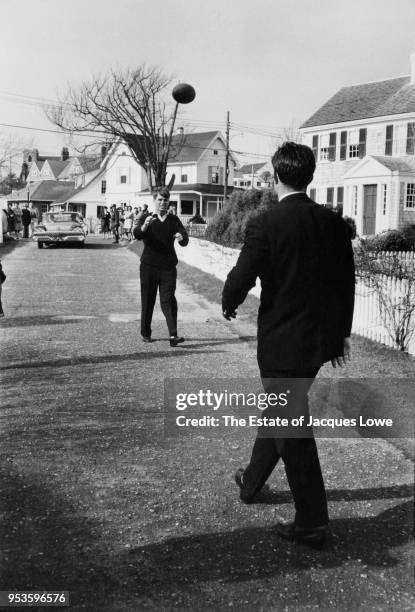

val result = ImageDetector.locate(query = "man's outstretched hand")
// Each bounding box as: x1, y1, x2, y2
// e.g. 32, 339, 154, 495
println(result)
331, 337, 352, 368
223, 308, 237, 321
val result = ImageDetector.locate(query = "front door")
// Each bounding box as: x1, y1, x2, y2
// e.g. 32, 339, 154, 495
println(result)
363, 185, 377, 235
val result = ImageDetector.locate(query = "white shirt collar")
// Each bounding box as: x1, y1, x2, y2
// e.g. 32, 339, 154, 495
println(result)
278, 191, 306, 202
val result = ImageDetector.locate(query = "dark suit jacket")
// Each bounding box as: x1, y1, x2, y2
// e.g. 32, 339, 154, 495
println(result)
222, 193, 355, 372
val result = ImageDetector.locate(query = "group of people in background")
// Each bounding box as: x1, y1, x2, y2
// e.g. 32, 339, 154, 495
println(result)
100, 203, 151, 243
101, 202, 177, 244
3, 202, 39, 240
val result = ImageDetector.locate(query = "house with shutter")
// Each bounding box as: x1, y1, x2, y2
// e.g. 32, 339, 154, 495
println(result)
137, 130, 238, 221
99, 130, 237, 222
233, 161, 274, 190
300, 53, 415, 235
47, 130, 237, 231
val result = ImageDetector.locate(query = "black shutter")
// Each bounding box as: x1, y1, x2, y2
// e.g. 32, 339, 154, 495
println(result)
312, 135, 318, 160
337, 186, 344, 206
310, 188, 316, 201
358, 128, 367, 158
385, 125, 393, 156
329, 133, 336, 161
326, 187, 334, 206
340, 131, 347, 160
406, 123, 415, 155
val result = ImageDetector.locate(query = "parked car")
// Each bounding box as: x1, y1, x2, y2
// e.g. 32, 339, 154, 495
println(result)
33, 212, 87, 248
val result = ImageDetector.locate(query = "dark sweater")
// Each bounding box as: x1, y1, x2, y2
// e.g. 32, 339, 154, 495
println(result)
133, 214, 189, 268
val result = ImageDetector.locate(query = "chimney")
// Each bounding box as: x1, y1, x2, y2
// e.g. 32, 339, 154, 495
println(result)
411, 52, 415, 85
61, 147, 69, 161
177, 127, 184, 135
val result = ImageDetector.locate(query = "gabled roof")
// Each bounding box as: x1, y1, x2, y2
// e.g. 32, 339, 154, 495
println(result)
237, 162, 267, 174
371, 155, 415, 172
78, 155, 102, 173
9, 180, 76, 203
44, 159, 70, 177
125, 131, 224, 164
301, 76, 415, 128
171, 131, 222, 163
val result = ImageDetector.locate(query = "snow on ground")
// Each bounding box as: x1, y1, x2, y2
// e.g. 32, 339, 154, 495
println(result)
177, 237, 261, 298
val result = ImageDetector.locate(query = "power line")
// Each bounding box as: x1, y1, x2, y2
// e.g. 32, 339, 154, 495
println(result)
0, 121, 271, 160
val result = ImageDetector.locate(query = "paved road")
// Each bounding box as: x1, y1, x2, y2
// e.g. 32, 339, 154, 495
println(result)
0, 237, 413, 612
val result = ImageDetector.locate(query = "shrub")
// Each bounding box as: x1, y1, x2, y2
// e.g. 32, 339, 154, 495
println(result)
401, 224, 415, 248
362, 229, 412, 252
343, 216, 357, 240
206, 188, 277, 246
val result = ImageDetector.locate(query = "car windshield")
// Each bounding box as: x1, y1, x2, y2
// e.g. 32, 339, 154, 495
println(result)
43, 213, 83, 223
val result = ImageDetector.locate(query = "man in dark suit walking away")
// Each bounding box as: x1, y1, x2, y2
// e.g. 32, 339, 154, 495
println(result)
134, 188, 189, 347
222, 142, 355, 548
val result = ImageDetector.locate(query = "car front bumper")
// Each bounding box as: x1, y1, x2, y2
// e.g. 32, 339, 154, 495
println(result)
32, 234, 85, 243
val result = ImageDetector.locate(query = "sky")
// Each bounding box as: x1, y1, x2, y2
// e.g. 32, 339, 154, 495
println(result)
0, 0, 415, 170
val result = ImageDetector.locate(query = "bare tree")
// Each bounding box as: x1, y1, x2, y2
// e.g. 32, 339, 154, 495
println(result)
46, 65, 184, 190
0, 134, 29, 179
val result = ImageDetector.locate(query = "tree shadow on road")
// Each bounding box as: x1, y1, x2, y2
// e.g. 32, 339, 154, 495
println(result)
0, 348, 224, 371
0, 462, 118, 611
0, 460, 412, 611
0, 315, 85, 328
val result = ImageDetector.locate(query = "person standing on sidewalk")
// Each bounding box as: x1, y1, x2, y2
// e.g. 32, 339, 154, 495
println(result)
222, 142, 355, 548
29, 203, 39, 237
110, 204, 120, 244
0, 259, 6, 317
21, 204, 31, 239
133, 188, 189, 347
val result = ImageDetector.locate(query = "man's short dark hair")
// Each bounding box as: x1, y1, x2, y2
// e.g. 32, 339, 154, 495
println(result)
271, 142, 315, 190
152, 187, 170, 200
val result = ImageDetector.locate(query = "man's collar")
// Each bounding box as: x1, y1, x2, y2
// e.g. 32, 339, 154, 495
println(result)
278, 191, 308, 203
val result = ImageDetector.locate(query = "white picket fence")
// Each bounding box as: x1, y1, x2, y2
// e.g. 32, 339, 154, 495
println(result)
177, 240, 415, 355
353, 251, 415, 356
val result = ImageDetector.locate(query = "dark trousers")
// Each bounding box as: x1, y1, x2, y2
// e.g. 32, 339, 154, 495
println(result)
112, 226, 119, 243
243, 367, 328, 528
140, 263, 178, 337
23, 224, 30, 238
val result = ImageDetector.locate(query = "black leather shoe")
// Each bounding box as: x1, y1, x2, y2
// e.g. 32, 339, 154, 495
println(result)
234, 468, 255, 503
141, 335, 152, 343
276, 521, 328, 549
170, 335, 184, 347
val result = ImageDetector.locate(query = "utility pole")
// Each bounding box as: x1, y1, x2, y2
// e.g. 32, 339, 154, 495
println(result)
223, 110, 230, 205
